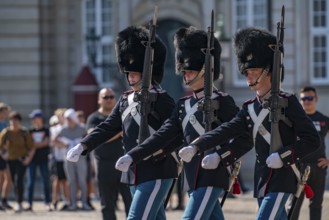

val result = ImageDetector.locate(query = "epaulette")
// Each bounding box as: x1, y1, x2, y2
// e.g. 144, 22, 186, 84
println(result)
214, 90, 228, 97
123, 90, 133, 95
243, 97, 257, 105
122, 90, 134, 99
278, 91, 292, 98
179, 95, 192, 101
150, 87, 166, 94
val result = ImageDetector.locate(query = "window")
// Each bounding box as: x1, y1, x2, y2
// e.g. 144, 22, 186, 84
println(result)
84, 0, 115, 84
232, 0, 269, 85
102, 45, 114, 82
310, 0, 329, 84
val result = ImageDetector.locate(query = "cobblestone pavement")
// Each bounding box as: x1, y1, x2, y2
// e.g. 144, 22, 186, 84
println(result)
0, 191, 328, 220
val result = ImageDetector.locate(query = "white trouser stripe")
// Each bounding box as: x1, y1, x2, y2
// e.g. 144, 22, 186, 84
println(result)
269, 192, 284, 220
194, 187, 213, 220
142, 179, 161, 220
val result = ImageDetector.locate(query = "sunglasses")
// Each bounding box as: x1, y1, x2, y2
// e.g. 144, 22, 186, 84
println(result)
300, 96, 315, 102
102, 95, 115, 100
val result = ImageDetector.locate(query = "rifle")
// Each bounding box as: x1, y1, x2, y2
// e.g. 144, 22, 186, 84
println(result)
198, 10, 219, 132
134, 5, 176, 209
288, 166, 311, 219
264, 5, 288, 153
220, 160, 241, 206
134, 6, 158, 144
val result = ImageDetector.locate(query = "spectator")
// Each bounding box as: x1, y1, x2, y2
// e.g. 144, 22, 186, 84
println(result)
56, 108, 91, 211
76, 110, 86, 127
86, 88, 132, 220
25, 109, 52, 211
287, 86, 329, 220
0, 111, 35, 212
0, 103, 12, 210
67, 26, 179, 219
49, 108, 70, 210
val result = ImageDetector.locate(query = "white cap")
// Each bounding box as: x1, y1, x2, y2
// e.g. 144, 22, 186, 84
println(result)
64, 108, 79, 124
49, 115, 59, 126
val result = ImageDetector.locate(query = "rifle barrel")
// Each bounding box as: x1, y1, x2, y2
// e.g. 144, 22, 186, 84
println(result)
269, 5, 285, 153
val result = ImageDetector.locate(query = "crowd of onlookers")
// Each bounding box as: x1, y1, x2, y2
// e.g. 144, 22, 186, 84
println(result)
0, 102, 96, 213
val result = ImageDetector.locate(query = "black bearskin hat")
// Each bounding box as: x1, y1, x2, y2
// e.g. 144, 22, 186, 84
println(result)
234, 27, 276, 74
174, 26, 222, 80
115, 26, 167, 84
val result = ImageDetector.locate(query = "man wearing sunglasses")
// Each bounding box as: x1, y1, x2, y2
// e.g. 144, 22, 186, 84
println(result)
67, 26, 180, 220
85, 88, 132, 220
287, 86, 329, 220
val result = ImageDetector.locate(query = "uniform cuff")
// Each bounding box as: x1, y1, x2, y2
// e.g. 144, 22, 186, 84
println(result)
278, 146, 299, 166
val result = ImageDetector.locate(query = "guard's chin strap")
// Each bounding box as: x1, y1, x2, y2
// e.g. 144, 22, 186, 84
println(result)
248, 68, 270, 87
129, 80, 142, 87
184, 68, 205, 86
126, 74, 142, 88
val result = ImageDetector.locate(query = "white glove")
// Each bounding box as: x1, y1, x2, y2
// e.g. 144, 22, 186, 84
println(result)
115, 155, 133, 172
266, 152, 283, 169
202, 152, 221, 169
66, 143, 84, 162
179, 145, 197, 163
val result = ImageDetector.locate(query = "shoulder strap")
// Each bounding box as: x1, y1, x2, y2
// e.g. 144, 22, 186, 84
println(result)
20, 128, 28, 150
247, 103, 271, 144
4, 127, 10, 143
121, 92, 156, 134
182, 99, 205, 136
4, 128, 28, 140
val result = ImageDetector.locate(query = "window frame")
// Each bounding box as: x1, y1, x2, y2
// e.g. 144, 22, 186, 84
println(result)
231, 0, 270, 86
310, 0, 329, 84
83, 0, 115, 86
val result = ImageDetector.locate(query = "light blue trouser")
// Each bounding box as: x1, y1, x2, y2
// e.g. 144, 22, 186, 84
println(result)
64, 157, 88, 207
128, 178, 173, 220
256, 192, 291, 220
182, 186, 225, 220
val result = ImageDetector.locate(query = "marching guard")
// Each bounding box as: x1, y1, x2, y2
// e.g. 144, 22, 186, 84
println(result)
67, 25, 180, 220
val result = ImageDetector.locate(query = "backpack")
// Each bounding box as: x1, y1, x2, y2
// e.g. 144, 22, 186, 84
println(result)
1, 127, 28, 160
4, 127, 28, 143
